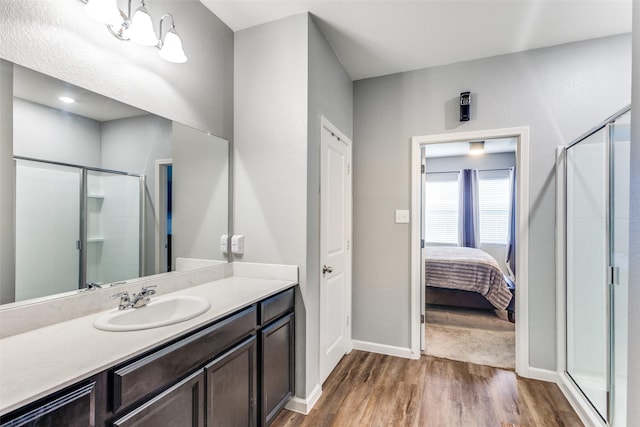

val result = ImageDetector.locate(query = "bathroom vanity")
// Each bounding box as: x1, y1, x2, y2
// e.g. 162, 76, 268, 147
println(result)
0, 264, 296, 427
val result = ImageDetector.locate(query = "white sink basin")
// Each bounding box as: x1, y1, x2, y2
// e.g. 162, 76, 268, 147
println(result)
94, 295, 211, 332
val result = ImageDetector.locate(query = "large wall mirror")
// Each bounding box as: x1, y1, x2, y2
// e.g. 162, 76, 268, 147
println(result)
1, 63, 230, 305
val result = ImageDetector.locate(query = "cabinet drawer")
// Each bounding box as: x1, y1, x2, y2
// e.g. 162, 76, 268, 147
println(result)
259, 288, 294, 326
112, 370, 204, 427
112, 306, 256, 412
0, 380, 96, 427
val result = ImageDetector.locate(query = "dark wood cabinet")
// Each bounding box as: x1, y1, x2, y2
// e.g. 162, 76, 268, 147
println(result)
112, 371, 204, 427
205, 336, 257, 427
111, 307, 256, 413
0, 380, 96, 427
0, 287, 295, 427
260, 313, 294, 426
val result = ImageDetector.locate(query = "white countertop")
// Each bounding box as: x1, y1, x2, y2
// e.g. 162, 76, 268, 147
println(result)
0, 275, 296, 415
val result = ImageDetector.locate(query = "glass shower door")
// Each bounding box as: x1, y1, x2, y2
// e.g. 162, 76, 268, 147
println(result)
566, 126, 609, 420
15, 160, 82, 300
610, 111, 630, 426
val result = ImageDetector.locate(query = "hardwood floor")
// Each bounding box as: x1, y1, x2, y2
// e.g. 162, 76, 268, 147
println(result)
271, 351, 583, 427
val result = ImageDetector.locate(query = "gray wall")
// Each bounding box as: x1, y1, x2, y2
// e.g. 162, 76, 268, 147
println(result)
234, 13, 311, 396
234, 13, 353, 399
352, 34, 631, 370
0, 60, 14, 304
627, 1, 639, 421
0, 0, 233, 139
173, 123, 229, 265
13, 99, 102, 167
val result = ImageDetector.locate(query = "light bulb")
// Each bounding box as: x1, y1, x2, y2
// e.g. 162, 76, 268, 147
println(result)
127, 6, 158, 46
159, 30, 187, 63
84, 0, 122, 26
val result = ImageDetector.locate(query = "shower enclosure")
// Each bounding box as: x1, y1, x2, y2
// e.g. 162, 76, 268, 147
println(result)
14, 157, 144, 301
559, 107, 630, 426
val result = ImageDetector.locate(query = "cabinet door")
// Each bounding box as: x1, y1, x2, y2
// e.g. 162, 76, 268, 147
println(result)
112, 371, 204, 427
205, 336, 257, 427
261, 313, 294, 426
0, 380, 96, 427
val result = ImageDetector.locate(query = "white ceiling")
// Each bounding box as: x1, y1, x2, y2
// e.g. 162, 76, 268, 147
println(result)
13, 65, 148, 122
201, 0, 632, 81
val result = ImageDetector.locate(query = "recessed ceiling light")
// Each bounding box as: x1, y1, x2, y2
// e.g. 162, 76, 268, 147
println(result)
59, 96, 75, 104
469, 141, 485, 156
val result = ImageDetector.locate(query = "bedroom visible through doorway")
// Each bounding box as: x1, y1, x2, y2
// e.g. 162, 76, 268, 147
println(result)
410, 127, 529, 375
421, 139, 516, 369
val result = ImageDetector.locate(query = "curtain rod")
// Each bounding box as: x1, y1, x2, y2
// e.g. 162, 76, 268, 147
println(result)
425, 167, 514, 175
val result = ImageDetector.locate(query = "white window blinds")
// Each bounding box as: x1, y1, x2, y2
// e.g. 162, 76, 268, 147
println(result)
424, 173, 459, 244
478, 170, 511, 244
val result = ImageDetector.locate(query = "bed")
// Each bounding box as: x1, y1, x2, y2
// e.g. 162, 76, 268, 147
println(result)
425, 246, 515, 322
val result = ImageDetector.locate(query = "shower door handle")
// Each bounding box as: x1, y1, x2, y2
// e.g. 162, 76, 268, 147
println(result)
608, 266, 619, 285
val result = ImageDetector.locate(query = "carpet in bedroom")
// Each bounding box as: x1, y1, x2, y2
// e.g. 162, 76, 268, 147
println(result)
425, 304, 515, 370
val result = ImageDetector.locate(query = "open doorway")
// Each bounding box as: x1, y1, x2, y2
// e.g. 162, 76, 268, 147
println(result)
421, 138, 516, 369
410, 127, 530, 376
155, 159, 173, 273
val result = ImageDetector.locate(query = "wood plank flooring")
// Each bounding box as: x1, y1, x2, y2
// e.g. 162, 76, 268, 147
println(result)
271, 351, 583, 427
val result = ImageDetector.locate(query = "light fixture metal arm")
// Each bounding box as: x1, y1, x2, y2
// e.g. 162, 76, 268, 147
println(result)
158, 13, 176, 48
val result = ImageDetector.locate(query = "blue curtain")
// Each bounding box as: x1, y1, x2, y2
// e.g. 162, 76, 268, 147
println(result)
460, 169, 479, 248
505, 167, 516, 277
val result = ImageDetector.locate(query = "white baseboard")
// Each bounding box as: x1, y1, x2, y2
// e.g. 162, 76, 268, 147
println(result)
351, 340, 417, 359
521, 367, 560, 383
285, 383, 322, 415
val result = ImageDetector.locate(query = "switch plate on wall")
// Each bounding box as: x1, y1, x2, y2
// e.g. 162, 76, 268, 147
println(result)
231, 235, 244, 255
395, 210, 410, 224
220, 234, 228, 254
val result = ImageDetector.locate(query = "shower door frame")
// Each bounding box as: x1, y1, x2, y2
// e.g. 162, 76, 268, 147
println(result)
14, 156, 144, 289
555, 105, 630, 427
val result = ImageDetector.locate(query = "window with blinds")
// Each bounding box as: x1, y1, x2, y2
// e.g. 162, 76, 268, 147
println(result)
424, 174, 459, 244
478, 170, 511, 244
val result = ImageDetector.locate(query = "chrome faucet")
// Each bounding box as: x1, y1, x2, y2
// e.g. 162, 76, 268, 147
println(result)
112, 286, 157, 310
112, 291, 132, 310
130, 286, 157, 308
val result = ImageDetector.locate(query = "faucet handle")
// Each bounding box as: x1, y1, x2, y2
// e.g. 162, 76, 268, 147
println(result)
112, 291, 131, 310
141, 285, 157, 295
112, 291, 130, 300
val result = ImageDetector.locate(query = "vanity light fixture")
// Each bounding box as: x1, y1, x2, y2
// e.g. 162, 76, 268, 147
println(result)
468, 141, 485, 155
158, 14, 187, 63
82, 0, 187, 63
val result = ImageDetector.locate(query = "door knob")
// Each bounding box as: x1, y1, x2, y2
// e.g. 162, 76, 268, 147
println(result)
322, 265, 333, 274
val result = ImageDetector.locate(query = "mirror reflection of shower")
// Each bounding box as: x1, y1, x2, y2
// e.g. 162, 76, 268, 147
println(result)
14, 158, 143, 301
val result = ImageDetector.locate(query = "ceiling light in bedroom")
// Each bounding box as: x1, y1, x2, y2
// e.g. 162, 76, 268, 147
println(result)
469, 141, 485, 155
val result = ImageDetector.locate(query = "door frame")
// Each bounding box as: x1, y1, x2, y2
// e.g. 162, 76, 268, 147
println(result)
410, 126, 530, 376
155, 159, 172, 274
319, 115, 353, 383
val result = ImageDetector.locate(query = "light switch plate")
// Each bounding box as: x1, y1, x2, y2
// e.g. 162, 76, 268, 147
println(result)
231, 234, 244, 255
395, 209, 410, 224
220, 234, 228, 254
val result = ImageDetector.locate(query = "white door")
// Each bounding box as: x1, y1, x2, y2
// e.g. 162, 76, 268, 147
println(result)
320, 120, 351, 384
420, 152, 427, 352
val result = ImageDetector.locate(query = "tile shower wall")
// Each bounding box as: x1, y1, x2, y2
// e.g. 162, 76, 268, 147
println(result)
86, 172, 141, 284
